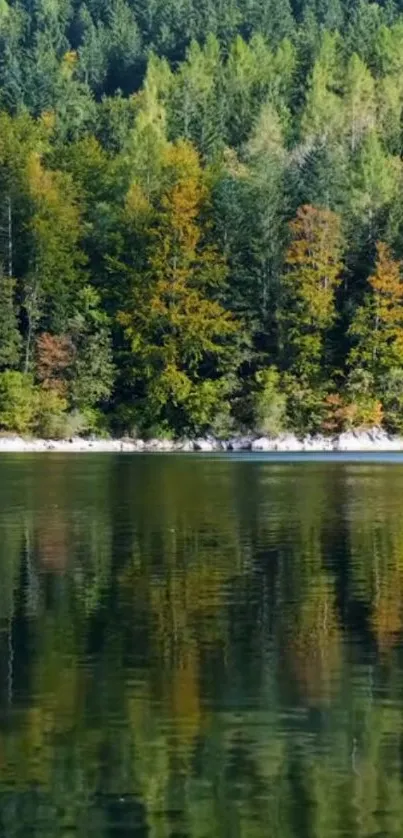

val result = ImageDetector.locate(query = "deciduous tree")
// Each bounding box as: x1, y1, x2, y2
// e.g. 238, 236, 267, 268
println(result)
119, 140, 238, 434
280, 204, 343, 383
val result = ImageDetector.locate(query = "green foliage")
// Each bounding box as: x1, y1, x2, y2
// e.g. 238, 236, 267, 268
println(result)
0, 0, 402, 435
343, 396, 384, 430
283, 373, 328, 433
0, 371, 36, 433
119, 140, 240, 435
280, 204, 344, 387
380, 367, 403, 433
51, 407, 104, 438
68, 287, 115, 411
0, 273, 21, 368
343, 367, 384, 429
253, 367, 287, 436
348, 241, 403, 411
34, 388, 68, 438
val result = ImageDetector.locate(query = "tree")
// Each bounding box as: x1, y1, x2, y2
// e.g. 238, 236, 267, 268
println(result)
249, 0, 296, 43
346, 0, 386, 67
35, 332, 74, 394
343, 53, 376, 152
347, 130, 401, 258
24, 152, 85, 369
377, 74, 403, 155
168, 35, 224, 159
243, 103, 288, 345
0, 272, 21, 368
122, 56, 171, 200
68, 286, 115, 413
301, 30, 343, 143
1, 0, 403, 438
349, 241, 403, 375
118, 140, 238, 435
280, 204, 343, 384
0, 371, 36, 433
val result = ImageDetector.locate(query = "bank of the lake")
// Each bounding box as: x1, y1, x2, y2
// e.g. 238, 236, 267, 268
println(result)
1, 427, 403, 452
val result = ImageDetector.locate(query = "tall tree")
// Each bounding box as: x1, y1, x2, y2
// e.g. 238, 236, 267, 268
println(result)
0, 272, 21, 368
301, 31, 344, 144
343, 53, 376, 151
349, 241, 403, 374
118, 140, 238, 434
280, 204, 343, 384
24, 152, 84, 369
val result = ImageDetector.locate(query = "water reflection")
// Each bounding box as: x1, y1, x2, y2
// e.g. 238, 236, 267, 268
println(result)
0, 455, 402, 836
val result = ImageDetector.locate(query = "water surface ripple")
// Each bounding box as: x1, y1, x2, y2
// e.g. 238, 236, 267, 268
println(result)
0, 453, 402, 837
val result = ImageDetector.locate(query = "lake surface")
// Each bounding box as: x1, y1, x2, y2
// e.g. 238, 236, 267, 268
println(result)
1, 453, 403, 837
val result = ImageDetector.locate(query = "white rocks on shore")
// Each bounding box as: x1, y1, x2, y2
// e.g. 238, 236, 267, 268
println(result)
335, 428, 403, 451
0, 427, 402, 453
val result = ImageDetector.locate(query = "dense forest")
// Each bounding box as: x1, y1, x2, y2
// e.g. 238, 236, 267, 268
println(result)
1, 0, 403, 437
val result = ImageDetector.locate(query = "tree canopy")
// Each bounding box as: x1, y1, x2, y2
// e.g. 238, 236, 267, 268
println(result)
1, 0, 403, 435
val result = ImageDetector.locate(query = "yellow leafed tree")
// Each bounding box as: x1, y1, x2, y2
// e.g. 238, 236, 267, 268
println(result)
119, 140, 238, 435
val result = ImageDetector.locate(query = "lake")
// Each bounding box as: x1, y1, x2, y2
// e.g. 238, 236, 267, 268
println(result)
0, 452, 403, 837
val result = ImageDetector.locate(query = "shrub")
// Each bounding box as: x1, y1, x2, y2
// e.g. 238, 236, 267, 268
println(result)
34, 389, 68, 438
321, 393, 348, 434
253, 367, 287, 436
110, 404, 141, 439
184, 378, 234, 437
342, 398, 383, 430
344, 368, 383, 430
283, 374, 325, 434
51, 408, 108, 439
0, 371, 36, 433
381, 368, 403, 434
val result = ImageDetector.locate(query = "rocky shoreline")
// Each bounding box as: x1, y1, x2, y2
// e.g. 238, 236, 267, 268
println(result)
0, 427, 402, 453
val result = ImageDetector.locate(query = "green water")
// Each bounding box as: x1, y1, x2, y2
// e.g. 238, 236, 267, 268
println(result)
1, 453, 403, 837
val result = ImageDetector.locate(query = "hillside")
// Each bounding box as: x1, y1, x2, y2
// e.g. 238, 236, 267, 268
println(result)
0, 0, 403, 437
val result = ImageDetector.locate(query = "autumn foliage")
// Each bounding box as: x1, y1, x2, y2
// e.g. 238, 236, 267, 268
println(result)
119, 141, 238, 433
281, 204, 343, 382
2, 10, 403, 436
36, 333, 74, 395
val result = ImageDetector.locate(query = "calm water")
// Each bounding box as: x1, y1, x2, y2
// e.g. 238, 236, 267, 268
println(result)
1, 453, 403, 837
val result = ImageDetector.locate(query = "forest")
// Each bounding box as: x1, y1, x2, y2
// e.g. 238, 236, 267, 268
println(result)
1, 0, 403, 437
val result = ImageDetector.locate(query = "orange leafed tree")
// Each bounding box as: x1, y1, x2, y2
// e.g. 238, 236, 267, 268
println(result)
369, 242, 403, 344
349, 241, 403, 371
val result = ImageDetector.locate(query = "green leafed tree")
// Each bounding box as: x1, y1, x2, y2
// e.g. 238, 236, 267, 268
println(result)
0, 272, 21, 369
24, 151, 85, 369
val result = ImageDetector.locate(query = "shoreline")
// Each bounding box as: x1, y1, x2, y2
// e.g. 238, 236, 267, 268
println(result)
0, 428, 402, 453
